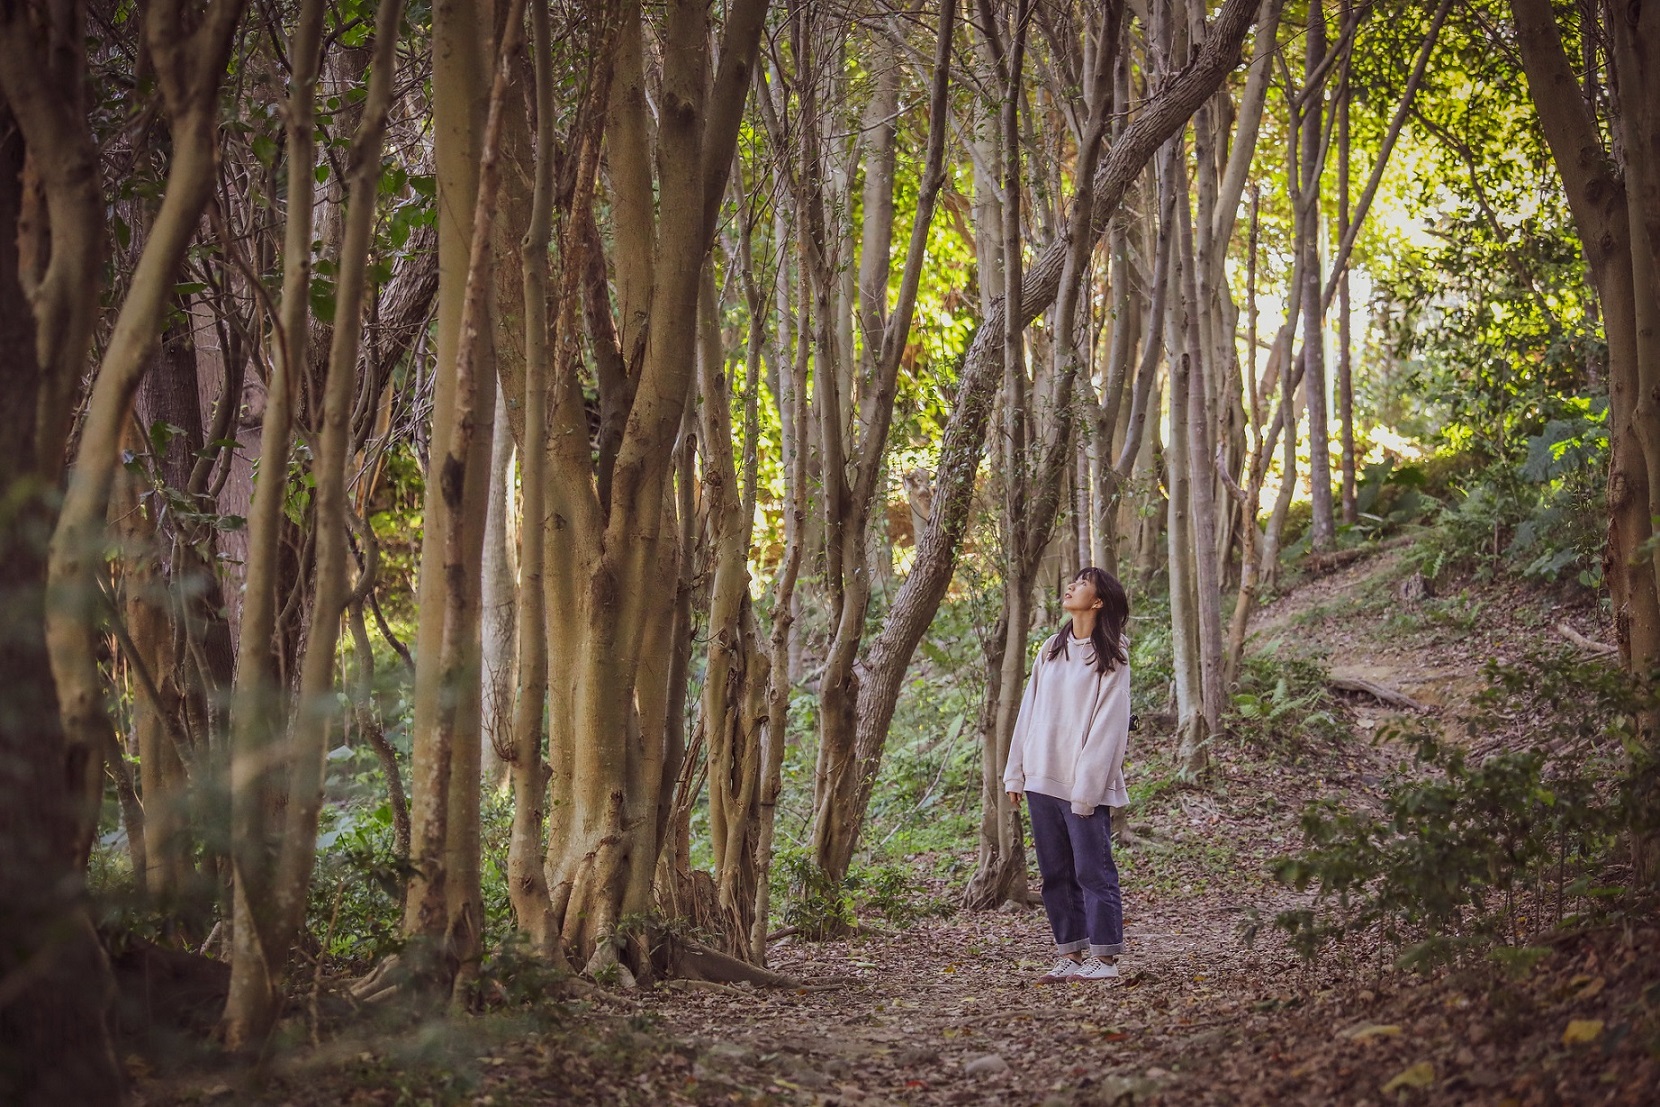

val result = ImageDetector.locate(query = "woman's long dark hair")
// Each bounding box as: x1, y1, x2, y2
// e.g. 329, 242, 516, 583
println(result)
1046, 566, 1129, 674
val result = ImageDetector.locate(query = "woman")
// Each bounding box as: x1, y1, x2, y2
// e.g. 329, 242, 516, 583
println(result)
1004, 566, 1131, 984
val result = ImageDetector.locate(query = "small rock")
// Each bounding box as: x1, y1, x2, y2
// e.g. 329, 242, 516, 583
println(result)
964, 1053, 1009, 1076
1096, 1075, 1161, 1102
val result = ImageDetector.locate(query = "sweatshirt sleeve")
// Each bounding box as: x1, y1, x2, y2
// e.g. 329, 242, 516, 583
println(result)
1070, 657, 1131, 815
1001, 647, 1045, 793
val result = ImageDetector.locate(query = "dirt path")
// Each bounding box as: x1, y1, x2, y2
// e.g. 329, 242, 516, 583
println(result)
631, 891, 1314, 1106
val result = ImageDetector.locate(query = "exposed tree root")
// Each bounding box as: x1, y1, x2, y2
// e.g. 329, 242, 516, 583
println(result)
105, 934, 229, 1040
656, 933, 804, 988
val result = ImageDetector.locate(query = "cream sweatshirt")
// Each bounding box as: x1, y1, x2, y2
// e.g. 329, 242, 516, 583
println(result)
1002, 630, 1131, 815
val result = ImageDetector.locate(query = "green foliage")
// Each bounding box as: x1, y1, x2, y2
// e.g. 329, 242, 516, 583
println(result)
1268, 653, 1647, 971
468, 936, 571, 1015
772, 849, 953, 937
1128, 591, 1174, 719
854, 863, 954, 925
1349, 458, 1436, 540
1226, 653, 1347, 755
308, 785, 413, 967
776, 847, 856, 938
1509, 399, 1608, 588
1401, 401, 1606, 588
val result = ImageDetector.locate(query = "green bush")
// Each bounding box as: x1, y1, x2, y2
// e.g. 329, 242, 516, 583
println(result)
1267, 652, 1645, 971
775, 847, 856, 938
1402, 398, 1606, 587
1226, 653, 1347, 755
1349, 457, 1436, 540
307, 796, 412, 968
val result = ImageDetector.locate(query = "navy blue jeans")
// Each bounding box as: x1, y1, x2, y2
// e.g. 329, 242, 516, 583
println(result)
1026, 790, 1124, 957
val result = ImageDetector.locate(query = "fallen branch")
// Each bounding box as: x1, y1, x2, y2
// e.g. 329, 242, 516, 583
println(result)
1304, 535, 1414, 573
1330, 676, 1429, 711
1556, 621, 1617, 657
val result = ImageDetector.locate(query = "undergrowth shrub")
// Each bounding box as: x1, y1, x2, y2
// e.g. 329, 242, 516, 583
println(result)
1403, 399, 1607, 587
1267, 652, 1651, 972
773, 849, 953, 936
307, 795, 411, 968
776, 847, 855, 938
1226, 652, 1347, 756
854, 863, 954, 924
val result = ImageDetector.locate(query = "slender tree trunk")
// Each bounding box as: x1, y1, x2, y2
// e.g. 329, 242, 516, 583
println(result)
802, 0, 956, 892
480, 382, 517, 791
226, 0, 405, 1045
404, 0, 519, 1003
1336, 24, 1356, 525
754, 187, 808, 965
1177, 166, 1226, 744
1301, 0, 1335, 552
505, 0, 564, 963
0, 78, 125, 1103
1165, 171, 1207, 771
225, 0, 328, 1046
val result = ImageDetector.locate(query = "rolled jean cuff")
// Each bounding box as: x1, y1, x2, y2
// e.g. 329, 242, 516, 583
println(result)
1055, 938, 1089, 955
1089, 942, 1124, 957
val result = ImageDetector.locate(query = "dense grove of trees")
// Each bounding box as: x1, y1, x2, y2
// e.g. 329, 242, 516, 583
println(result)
1, 0, 1656, 1102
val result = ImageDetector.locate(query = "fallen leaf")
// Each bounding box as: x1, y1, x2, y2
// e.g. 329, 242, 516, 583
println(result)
1381, 1061, 1435, 1093
1342, 1023, 1403, 1042
1574, 976, 1606, 1000
1562, 1019, 1604, 1045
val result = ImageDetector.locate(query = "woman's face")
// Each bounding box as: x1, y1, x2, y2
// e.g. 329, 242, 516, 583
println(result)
1062, 574, 1102, 613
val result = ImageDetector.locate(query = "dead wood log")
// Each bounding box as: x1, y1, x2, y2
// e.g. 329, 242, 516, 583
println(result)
1330, 676, 1430, 711
1556, 621, 1617, 657
1304, 535, 1415, 573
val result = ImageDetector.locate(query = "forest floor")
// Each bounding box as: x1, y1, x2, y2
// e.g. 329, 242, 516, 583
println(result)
135, 551, 1660, 1107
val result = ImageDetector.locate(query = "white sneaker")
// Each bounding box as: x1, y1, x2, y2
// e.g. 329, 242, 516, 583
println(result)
1037, 956, 1082, 983
1071, 955, 1119, 981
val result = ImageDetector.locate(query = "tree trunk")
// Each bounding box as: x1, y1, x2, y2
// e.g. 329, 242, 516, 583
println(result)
505, 0, 564, 963
224, 0, 328, 1047
0, 82, 126, 1106
1336, 24, 1356, 525
1300, 0, 1335, 552
404, 0, 519, 1003
800, 0, 956, 892
538, 0, 769, 978
480, 382, 517, 791
697, 269, 772, 954
1511, 0, 1660, 687
226, 0, 405, 1045
1176, 157, 1226, 743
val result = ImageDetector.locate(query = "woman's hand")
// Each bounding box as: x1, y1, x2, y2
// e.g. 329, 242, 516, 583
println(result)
1006, 790, 1022, 806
